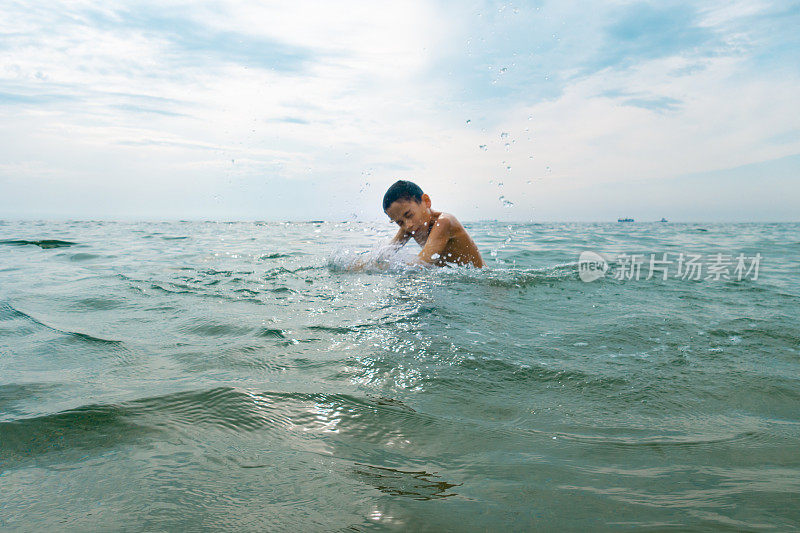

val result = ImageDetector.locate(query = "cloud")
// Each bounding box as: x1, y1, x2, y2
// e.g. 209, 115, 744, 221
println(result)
0, 0, 797, 221
596, 3, 715, 68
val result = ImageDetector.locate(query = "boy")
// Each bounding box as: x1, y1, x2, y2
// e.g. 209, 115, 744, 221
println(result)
383, 180, 484, 268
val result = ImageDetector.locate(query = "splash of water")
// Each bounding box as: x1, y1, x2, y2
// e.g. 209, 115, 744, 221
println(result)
327, 243, 417, 273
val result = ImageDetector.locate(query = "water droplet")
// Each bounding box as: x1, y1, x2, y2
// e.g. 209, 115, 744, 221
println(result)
499, 195, 514, 208
490, 249, 498, 257
479, 144, 488, 151
500, 132, 509, 139
499, 67, 507, 73
466, 119, 471, 125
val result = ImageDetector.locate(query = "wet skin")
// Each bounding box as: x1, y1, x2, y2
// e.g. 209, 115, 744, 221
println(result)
385, 194, 484, 268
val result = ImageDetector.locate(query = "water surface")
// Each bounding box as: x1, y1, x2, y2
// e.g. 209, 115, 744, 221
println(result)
1, 221, 798, 531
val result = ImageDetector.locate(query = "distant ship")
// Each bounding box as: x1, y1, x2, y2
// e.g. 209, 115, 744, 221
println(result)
659, 217, 668, 223
617, 217, 634, 223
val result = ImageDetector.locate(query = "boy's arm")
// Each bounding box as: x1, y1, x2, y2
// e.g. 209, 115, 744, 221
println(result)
416, 217, 452, 265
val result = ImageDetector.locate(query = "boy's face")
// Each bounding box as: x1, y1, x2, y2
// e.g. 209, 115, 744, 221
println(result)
385, 194, 432, 237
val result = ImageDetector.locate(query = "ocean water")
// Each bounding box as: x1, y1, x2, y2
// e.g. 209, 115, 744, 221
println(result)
1, 220, 799, 531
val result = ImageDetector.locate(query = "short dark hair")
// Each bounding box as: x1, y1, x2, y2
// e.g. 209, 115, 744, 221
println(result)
382, 180, 424, 211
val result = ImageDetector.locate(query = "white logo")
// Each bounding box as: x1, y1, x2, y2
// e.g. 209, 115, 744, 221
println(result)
578, 251, 609, 282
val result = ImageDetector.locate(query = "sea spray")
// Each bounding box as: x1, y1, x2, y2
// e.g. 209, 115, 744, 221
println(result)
327, 242, 419, 272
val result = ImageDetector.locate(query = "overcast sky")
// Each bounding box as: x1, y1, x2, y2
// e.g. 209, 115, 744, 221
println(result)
1, 0, 798, 221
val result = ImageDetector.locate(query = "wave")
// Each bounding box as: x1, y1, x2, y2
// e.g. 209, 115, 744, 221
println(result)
0, 239, 77, 249
0, 302, 123, 345
116, 274, 270, 306
0, 401, 150, 473
0, 387, 431, 471
256, 327, 287, 339
0, 382, 62, 421
707, 317, 800, 346
262, 265, 321, 279
557, 428, 763, 449
306, 324, 368, 334
453, 356, 629, 388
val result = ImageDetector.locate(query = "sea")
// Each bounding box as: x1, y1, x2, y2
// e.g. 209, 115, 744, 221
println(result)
1, 220, 798, 531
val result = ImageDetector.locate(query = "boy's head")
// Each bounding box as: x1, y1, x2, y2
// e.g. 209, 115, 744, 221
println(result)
383, 180, 433, 236
382, 180, 424, 212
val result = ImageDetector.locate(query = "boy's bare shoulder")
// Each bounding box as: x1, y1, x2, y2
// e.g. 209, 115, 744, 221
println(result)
435, 212, 467, 234
435, 212, 483, 267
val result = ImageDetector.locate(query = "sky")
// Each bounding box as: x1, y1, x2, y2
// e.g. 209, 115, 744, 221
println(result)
1, 0, 798, 221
